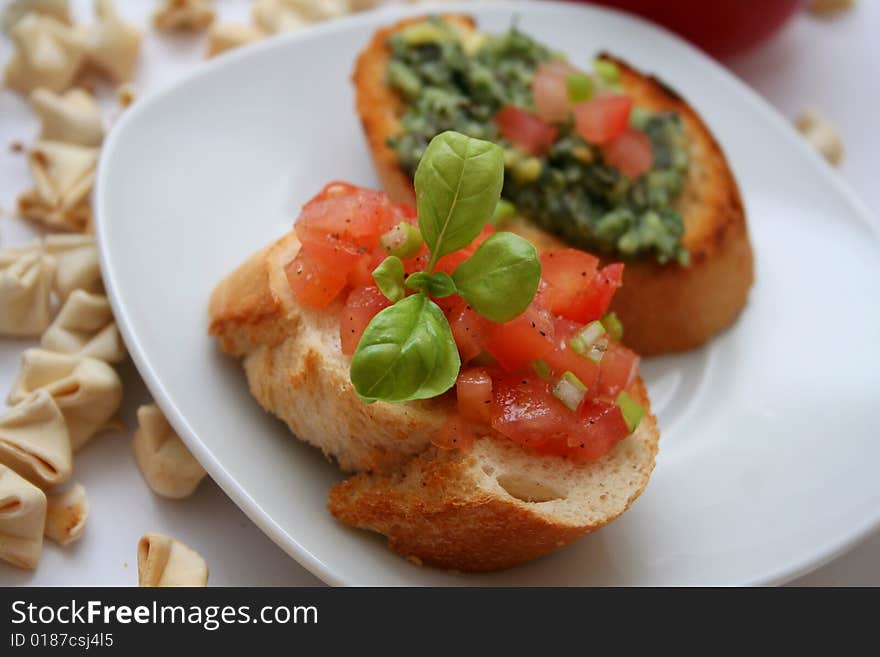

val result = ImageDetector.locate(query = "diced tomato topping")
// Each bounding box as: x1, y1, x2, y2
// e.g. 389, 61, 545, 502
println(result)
285, 245, 352, 309
495, 105, 559, 156
570, 399, 631, 460
446, 298, 493, 363
296, 186, 394, 252
491, 374, 570, 448
348, 249, 387, 288
391, 202, 418, 225
307, 181, 361, 203
339, 285, 391, 355
596, 341, 640, 399
287, 182, 638, 464
579, 263, 624, 323
532, 61, 577, 123
538, 249, 600, 321
573, 93, 633, 144
602, 127, 653, 179
542, 317, 601, 391
490, 374, 630, 462
432, 416, 477, 451
486, 303, 555, 372
456, 367, 494, 425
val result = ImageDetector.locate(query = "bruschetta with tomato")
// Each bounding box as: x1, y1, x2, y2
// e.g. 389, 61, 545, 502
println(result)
353, 14, 754, 356
209, 131, 659, 571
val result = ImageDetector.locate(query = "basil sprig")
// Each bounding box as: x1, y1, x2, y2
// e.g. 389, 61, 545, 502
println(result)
351, 131, 541, 403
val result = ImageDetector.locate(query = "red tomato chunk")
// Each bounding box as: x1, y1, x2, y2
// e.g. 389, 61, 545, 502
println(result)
285, 246, 350, 309
456, 367, 494, 425
486, 303, 555, 372
339, 286, 391, 356
447, 299, 493, 364
573, 93, 633, 144
602, 127, 653, 179
495, 105, 559, 156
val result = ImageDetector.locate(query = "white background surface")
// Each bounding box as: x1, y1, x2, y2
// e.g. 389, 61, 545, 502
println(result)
0, 0, 878, 586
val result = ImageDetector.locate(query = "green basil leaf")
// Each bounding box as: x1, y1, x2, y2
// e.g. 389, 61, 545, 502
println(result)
404, 271, 432, 293
414, 131, 504, 265
350, 294, 460, 403
451, 231, 541, 323
405, 271, 457, 298
372, 256, 405, 302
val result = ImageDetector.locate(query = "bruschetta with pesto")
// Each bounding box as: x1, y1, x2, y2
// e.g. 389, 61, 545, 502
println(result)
354, 14, 754, 355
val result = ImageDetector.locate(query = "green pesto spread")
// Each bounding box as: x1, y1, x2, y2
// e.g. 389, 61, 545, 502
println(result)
387, 18, 690, 264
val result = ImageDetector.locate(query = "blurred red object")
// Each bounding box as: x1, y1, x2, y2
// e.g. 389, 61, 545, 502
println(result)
572, 0, 803, 58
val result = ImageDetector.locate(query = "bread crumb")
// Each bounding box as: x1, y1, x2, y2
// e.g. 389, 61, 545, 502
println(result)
10, 141, 24, 153
406, 555, 423, 566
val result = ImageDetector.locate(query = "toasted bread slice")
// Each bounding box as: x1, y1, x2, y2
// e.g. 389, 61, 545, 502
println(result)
209, 231, 660, 571
353, 14, 754, 356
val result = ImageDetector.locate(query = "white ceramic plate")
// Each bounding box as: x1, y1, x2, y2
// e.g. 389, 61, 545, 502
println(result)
95, 1, 880, 586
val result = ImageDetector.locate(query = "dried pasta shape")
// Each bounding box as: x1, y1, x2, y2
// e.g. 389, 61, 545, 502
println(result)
284, 0, 350, 21
45, 482, 88, 545
349, 0, 382, 10
41, 290, 125, 363
44, 233, 103, 301
30, 86, 104, 146
252, 0, 308, 34
0, 244, 56, 337
133, 404, 206, 499
206, 22, 264, 58
85, 0, 143, 83
0, 464, 47, 569
4, 12, 86, 94
18, 140, 98, 232
2, 0, 72, 34
796, 108, 844, 167
0, 389, 72, 490
138, 533, 208, 587
153, 0, 215, 33
9, 349, 123, 452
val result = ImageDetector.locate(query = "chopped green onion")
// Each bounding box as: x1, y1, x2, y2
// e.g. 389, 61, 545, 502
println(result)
594, 59, 620, 85
552, 371, 588, 412
566, 73, 594, 103
616, 391, 644, 433
586, 337, 609, 364
568, 320, 606, 356
532, 359, 552, 380
490, 199, 517, 228
600, 312, 623, 342
380, 221, 423, 259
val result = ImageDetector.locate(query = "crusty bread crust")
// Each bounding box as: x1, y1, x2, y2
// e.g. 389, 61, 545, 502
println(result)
209, 230, 660, 571
352, 15, 754, 355
328, 379, 658, 572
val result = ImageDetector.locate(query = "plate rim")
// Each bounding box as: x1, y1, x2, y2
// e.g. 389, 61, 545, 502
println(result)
94, 0, 880, 587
